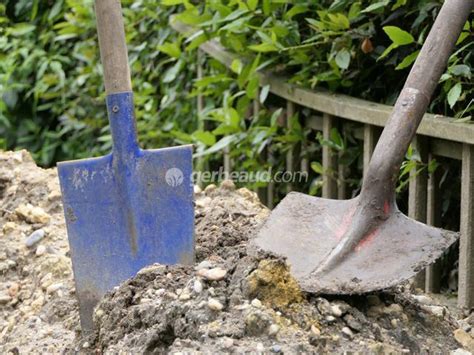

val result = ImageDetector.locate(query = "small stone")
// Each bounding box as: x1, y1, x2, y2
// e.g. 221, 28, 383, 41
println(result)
31, 294, 45, 309
204, 184, 217, 195
383, 303, 403, 316
325, 315, 336, 323
220, 179, 235, 191
412, 294, 432, 305
251, 298, 262, 308
451, 348, 471, 355
2, 222, 17, 234
15, 204, 50, 224
46, 283, 63, 294
245, 311, 272, 336
82, 342, 90, 349
194, 185, 202, 195
194, 260, 213, 270
344, 314, 362, 332
391, 319, 398, 328
367, 295, 382, 306
195, 197, 212, 208
95, 309, 104, 318
221, 337, 234, 348
454, 328, 474, 351
421, 305, 445, 317
0, 292, 12, 304
331, 304, 343, 317
193, 280, 203, 294
7, 282, 20, 299
179, 292, 191, 301
197, 267, 227, 281
316, 298, 332, 315
256, 343, 265, 352
311, 325, 321, 337
25, 229, 45, 248
208, 298, 224, 311
36, 245, 46, 256
268, 324, 280, 336
342, 326, 353, 338
270, 344, 282, 353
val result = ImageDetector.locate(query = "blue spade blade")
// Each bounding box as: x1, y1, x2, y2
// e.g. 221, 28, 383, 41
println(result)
57, 92, 194, 331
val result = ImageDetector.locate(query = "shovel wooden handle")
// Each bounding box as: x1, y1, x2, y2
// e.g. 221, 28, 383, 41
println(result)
361, 0, 474, 206
95, 0, 132, 94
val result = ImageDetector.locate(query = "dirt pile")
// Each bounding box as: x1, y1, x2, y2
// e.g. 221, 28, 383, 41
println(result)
0, 150, 473, 354
0, 150, 77, 354
92, 181, 468, 354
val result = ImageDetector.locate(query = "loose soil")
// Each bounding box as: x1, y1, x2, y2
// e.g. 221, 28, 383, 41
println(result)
0, 150, 473, 354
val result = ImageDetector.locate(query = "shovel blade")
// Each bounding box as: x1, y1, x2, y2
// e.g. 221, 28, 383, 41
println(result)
254, 192, 458, 294
58, 146, 194, 331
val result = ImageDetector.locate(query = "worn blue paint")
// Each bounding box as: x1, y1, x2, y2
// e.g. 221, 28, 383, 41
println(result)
57, 92, 194, 331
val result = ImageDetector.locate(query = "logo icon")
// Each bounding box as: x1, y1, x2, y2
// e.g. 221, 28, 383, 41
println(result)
165, 167, 184, 187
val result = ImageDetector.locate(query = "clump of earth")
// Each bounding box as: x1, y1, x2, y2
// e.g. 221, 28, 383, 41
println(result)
1, 150, 474, 354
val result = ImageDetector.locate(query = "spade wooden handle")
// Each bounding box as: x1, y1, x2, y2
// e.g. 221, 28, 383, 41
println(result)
95, 0, 132, 94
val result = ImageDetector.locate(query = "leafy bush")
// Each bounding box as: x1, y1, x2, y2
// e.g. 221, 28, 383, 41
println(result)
0, 0, 199, 166
0, 0, 472, 199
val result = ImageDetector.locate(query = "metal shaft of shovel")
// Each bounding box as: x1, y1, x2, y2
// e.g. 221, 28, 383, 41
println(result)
58, 0, 194, 332
254, 0, 473, 294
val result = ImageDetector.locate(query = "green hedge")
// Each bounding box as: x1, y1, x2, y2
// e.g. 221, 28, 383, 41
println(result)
0, 0, 472, 196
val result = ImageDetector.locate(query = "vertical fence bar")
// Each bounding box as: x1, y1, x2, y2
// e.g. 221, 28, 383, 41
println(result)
286, 101, 294, 193
196, 50, 206, 183
254, 97, 267, 205
363, 124, 377, 178
223, 146, 231, 178
322, 113, 337, 198
459, 143, 474, 308
425, 153, 442, 293
338, 140, 348, 200
408, 136, 429, 289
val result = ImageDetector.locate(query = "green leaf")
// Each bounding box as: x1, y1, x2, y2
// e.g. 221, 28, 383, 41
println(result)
327, 13, 350, 30
447, 83, 462, 108
392, 0, 407, 10
383, 26, 414, 45
193, 130, 216, 146
449, 64, 471, 79
456, 32, 469, 45
248, 43, 279, 52
230, 59, 243, 74
361, 1, 389, 13
395, 50, 419, 70
157, 42, 181, 59
284, 5, 308, 20
311, 161, 324, 175
378, 43, 397, 60
8, 23, 36, 36
194, 135, 237, 158
162, 60, 182, 83
348, 2, 361, 20
335, 49, 350, 70
262, 0, 271, 15
161, 0, 185, 5
247, 0, 258, 11
246, 77, 260, 99
259, 84, 270, 104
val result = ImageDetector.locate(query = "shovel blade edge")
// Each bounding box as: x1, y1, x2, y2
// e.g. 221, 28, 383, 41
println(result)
254, 192, 458, 294
58, 145, 194, 331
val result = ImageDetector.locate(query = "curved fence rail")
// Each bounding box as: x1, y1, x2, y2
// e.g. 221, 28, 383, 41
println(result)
171, 19, 474, 308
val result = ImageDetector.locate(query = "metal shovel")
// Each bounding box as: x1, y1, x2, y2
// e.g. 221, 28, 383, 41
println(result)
57, 0, 194, 331
254, 0, 473, 294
